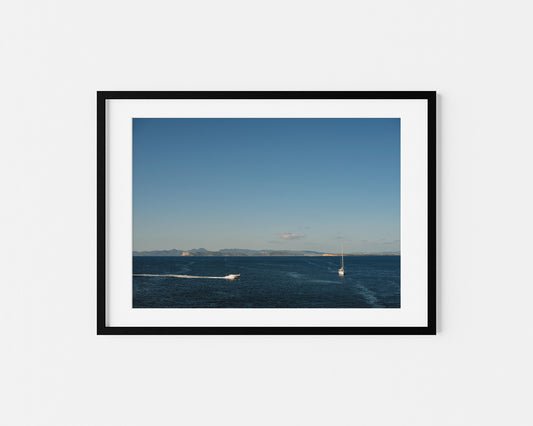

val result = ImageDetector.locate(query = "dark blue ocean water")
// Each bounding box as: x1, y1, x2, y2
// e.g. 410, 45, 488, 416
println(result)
133, 256, 400, 308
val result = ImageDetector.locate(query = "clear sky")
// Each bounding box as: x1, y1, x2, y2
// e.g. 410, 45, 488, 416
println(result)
133, 118, 400, 254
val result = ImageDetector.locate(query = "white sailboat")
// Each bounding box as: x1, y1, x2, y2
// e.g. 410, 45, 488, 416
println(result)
338, 244, 345, 276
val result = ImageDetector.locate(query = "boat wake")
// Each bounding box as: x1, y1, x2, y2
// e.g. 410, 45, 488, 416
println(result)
133, 274, 239, 280
354, 283, 382, 308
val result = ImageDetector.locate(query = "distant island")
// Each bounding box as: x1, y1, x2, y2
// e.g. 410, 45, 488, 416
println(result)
133, 248, 400, 257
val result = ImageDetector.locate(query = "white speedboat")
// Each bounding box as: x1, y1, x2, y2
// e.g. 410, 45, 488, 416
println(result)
224, 274, 240, 280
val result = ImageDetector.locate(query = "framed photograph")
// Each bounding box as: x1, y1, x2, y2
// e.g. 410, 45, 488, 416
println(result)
97, 91, 436, 335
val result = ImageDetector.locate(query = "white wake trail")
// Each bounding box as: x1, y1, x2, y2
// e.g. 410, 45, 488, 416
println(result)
133, 274, 234, 280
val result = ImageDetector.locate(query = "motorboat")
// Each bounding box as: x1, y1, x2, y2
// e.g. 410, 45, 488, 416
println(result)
224, 274, 240, 280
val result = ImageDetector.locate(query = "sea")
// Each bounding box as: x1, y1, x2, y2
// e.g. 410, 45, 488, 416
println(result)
133, 256, 400, 308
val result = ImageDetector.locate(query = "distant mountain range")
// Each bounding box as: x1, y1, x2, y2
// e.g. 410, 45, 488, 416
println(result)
132, 248, 399, 256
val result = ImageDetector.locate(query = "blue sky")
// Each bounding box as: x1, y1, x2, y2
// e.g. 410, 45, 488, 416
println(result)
133, 118, 400, 253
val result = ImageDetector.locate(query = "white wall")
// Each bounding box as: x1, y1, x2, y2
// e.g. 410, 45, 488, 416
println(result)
1, 1, 532, 425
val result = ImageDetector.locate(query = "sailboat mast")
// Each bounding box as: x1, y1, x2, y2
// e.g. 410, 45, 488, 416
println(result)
338, 241, 345, 275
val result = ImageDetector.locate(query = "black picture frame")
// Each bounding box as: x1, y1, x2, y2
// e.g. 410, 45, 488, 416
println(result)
97, 91, 436, 335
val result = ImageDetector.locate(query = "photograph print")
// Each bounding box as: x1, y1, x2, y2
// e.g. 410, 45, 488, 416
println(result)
132, 117, 401, 309
98, 91, 436, 334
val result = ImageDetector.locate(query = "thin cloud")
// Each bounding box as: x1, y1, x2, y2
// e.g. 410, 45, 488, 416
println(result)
278, 232, 306, 240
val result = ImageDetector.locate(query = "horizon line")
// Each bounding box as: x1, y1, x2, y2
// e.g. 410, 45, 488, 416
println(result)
132, 248, 400, 256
